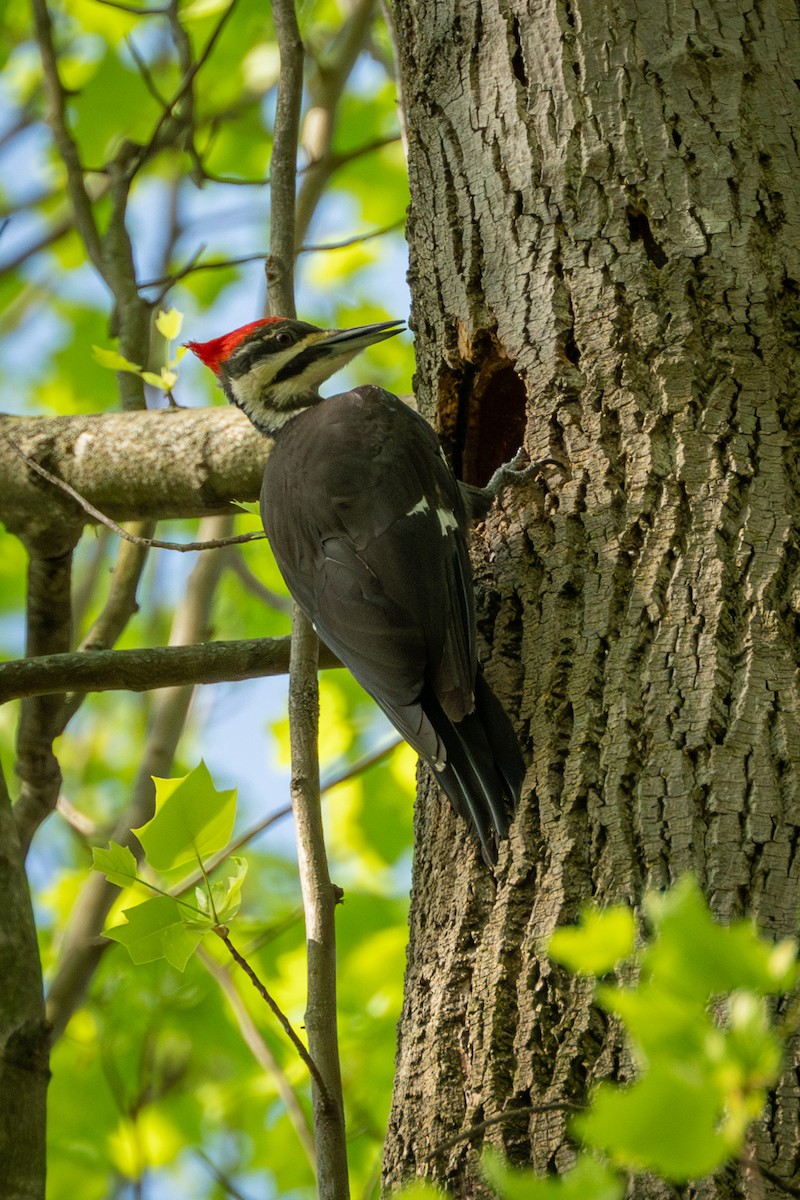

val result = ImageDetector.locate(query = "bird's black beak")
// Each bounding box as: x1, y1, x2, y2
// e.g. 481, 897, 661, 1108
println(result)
319, 319, 406, 355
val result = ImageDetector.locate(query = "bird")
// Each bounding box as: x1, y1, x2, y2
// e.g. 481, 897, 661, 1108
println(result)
187, 316, 526, 864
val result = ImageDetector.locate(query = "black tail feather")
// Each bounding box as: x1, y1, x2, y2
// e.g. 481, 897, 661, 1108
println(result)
425, 669, 525, 864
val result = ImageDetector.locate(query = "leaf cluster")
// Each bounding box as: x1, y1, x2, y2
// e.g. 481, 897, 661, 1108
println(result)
482, 877, 798, 1198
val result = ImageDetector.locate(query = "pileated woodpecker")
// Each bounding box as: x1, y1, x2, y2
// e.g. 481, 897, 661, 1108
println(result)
188, 317, 526, 863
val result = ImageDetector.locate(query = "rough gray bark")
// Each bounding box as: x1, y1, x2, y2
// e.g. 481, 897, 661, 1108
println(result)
384, 0, 800, 1196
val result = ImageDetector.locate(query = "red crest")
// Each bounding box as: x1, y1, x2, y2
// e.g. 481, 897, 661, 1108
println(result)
186, 318, 283, 376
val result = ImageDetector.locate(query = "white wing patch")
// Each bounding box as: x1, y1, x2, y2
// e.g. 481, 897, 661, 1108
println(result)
406, 496, 458, 537
436, 508, 459, 536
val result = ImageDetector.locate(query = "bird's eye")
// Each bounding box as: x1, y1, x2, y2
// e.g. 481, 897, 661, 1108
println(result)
275, 330, 294, 347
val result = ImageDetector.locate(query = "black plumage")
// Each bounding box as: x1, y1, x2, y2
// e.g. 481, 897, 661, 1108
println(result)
262, 385, 524, 862
187, 317, 526, 863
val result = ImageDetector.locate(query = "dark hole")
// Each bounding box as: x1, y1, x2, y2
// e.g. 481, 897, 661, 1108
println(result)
626, 208, 668, 268
462, 363, 527, 488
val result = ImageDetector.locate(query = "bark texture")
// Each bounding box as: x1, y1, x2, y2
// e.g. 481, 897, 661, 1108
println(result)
385, 0, 800, 1195
0, 407, 268, 556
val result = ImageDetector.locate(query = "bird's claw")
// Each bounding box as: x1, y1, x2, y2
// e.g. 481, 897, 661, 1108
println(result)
483, 450, 568, 499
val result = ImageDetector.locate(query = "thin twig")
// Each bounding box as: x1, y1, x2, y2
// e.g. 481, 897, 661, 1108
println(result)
140, 218, 404, 293
299, 219, 404, 254
217, 931, 330, 1102
126, 35, 169, 107
31, 0, 104, 269
225, 551, 292, 614
295, 0, 378, 246
92, 0, 169, 12
3, 432, 264, 552
137, 0, 239, 166
145, 244, 207, 303
200, 934, 316, 1165
424, 1103, 583, 1159
194, 1149, 256, 1200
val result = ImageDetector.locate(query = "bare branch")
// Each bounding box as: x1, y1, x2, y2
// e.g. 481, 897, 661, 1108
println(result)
140, 249, 261, 290
0, 408, 268, 554
295, 0, 378, 246
14, 550, 74, 856
30, 0, 104, 270
299, 219, 404, 254
225, 550, 292, 614
266, 0, 304, 317
0, 637, 341, 703
194, 1151, 252, 1200
198, 948, 317, 1168
0, 177, 111, 279
268, 0, 352, 1192
126, 35, 169, 107
137, 0, 239, 168
217, 931, 331, 1104
2, 431, 265, 553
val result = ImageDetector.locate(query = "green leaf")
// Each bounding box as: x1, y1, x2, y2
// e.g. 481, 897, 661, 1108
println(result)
155, 308, 183, 340
483, 1151, 623, 1200
394, 1183, 447, 1200
92, 345, 142, 373
231, 499, 261, 515
91, 841, 140, 888
575, 1066, 730, 1181
104, 896, 204, 970
140, 370, 169, 389
188, 857, 248, 928
548, 906, 635, 975
596, 982, 707, 1063
133, 761, 237, 872
644, 875, 797, 998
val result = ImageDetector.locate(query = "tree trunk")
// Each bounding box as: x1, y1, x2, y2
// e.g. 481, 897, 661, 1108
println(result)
384, 0, 800, 1195
0, 764, 48, 1200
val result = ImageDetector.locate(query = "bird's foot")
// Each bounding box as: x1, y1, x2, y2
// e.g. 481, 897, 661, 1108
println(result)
461, 450, 568, 519
484, 448, 568, 498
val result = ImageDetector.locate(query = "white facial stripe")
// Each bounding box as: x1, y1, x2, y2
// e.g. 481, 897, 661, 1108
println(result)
406, 496, 430, 517
230, 378, 310, 432
437, 508, 459, 536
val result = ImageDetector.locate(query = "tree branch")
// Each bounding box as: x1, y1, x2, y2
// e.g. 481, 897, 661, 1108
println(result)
268, 0, 351, 1194
30, 0, 104, 271
217, 931, 330, 1103
197, 946, 317, 1170
266, 0, 303, 317
14, 550, 74, 857
0, 637, 341, 704
295, 0, 378, 246
2, 431, 265, 553
0, 760, 48, 1200
0, 408, 268, 554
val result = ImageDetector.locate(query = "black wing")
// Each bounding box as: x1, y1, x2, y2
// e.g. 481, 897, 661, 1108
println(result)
262, 386, 524, 861
261, 387, 475, 765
